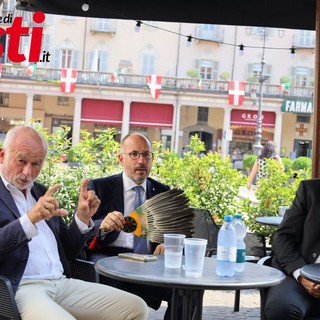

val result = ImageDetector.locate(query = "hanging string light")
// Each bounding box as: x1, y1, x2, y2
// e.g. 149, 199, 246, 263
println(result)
135, 20, 142, 32
132, 20, 299, 56
239, 43, 245, 56
81, 1, 90, 12
290, 46, 296, 59
186, 35, 193, 47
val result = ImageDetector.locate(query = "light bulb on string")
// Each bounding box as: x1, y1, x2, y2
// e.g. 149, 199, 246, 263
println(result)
239, 44, 245, 56
186, 35, 193, 47
135, 20, 142, 32
290, 46, 296, 59
82, 1, 90, 11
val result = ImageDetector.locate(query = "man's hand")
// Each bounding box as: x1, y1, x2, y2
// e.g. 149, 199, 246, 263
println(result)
153, 243, 165, 255
100, 211, 126, 232
28, 184, 68, 224
76, 178, 101, 225
299, 276, 320, 298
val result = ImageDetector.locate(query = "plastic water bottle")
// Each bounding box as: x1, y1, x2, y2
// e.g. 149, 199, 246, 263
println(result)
232, 213, 246, 272
216, 215, 237, 277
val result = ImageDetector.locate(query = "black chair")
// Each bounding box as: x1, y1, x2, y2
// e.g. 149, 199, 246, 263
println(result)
0, 258, 98, 320
191, 207, 220, 257
0, 275, 20, 320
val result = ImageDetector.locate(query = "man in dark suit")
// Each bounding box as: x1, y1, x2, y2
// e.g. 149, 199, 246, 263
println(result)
0, 126, 149, 320
264, 179, 320, 319
86, 132, 182, 320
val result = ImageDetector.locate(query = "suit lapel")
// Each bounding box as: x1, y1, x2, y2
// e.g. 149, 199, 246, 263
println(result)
0, 178, 21, 218
146, 179, 157, 199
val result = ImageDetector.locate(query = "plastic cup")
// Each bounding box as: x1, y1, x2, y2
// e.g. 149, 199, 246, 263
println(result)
164, 234, 186, 268
184, 238, 207, 277
278, 206, 289, 217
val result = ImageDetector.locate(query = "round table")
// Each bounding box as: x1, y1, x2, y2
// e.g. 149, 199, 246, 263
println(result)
300, 263, 320, 283
255, 216, 283, 227
95, 255, 285, 320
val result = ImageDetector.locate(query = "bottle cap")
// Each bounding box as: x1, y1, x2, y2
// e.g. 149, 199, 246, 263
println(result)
234, 213, 242, 219
224, 215, 233, 222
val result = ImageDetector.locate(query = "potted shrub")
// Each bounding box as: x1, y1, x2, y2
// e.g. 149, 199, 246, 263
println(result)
242, 154, 257, 176
292, 156, 312, 171
67, 147, 79, 167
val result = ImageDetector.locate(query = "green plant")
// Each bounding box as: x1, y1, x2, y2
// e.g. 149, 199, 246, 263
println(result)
281, 157, 292, 173
292, 156, 312, 171
279, 75, 291, 84
246, 73, 257, 83
219, 71, 231, 81
67, 147, 75, 162
36, 125, 121, 223
242, 155, 257, 171
245, 159, 310, 244
152, 134, 247, 224
186, 69, 199, 79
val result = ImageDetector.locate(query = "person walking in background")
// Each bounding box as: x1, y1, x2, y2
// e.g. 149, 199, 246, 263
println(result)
247, 141, 282, 190
0, 126, 149, 320
181, 147, 185, 158
86, 132, 183, 320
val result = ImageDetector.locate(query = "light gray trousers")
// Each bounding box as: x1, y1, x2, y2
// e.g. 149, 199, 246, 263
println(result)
16, 277, 149, 320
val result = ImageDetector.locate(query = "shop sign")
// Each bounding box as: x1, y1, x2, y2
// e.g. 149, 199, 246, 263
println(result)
230, 109, 275, 128
281, 99, 313, 114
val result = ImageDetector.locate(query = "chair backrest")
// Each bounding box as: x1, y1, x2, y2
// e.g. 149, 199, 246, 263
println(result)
191, 207, 220, 257
244, 232, 267, 259
0, 275, 21, 320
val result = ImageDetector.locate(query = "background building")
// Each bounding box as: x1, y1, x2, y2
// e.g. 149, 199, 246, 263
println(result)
0, 0, 315, 159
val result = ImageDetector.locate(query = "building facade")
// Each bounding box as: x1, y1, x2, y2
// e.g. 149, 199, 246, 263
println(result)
0, 1, 316, 159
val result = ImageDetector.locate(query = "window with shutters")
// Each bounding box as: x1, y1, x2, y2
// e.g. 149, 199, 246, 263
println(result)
195, 59, 219, 80
291, 67, 314, 87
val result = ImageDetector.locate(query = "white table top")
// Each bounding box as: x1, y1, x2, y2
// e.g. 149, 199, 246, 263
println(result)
95, 255, 285, 291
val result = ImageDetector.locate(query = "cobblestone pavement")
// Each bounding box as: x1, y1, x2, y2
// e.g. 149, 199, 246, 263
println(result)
148, 289, 261, 320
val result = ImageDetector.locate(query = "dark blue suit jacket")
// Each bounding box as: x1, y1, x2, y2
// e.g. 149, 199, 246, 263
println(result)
0, 178, 93, 293
87, 172, 170, 253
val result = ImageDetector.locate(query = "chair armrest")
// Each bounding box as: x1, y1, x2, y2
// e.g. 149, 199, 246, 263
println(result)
67, 258, 99, 283
0, 275, 21, 319
257, 255, 272, 266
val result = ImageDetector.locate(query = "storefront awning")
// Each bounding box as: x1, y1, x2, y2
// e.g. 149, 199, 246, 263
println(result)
81, 99, 123, 125
130, 102, 173, 128
230, 109, 276, 128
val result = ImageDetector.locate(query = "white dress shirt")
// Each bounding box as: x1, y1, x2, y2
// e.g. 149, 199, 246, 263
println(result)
108, 172, 146, 249
1, 175, 93, 280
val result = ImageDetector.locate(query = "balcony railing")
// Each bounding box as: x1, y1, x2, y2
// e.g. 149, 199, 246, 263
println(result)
0, 65, 314, 99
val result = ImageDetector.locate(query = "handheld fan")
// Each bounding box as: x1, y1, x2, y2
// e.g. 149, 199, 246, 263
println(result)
88, 188, 195, 250
122, 188, 195, 243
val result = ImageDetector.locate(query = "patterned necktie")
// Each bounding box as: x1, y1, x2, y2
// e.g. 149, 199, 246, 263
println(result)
132, 186, 149, 253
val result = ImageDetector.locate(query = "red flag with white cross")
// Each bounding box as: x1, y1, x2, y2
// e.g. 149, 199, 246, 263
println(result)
146, 74, 162, 99
228, 80, 245, 106
60, 68, 77, 93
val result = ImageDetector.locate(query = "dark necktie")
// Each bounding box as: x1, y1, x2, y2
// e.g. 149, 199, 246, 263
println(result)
132, 186, 149, 254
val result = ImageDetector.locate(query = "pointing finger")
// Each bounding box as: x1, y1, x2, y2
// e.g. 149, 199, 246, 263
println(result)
45, 184, 63, 197
80, 178, 89, 195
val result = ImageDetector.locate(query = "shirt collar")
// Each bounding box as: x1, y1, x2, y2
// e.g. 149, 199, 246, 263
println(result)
122, 171, 146, 192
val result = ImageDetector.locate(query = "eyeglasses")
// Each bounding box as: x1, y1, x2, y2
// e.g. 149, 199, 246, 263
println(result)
123, 151, 153, 160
